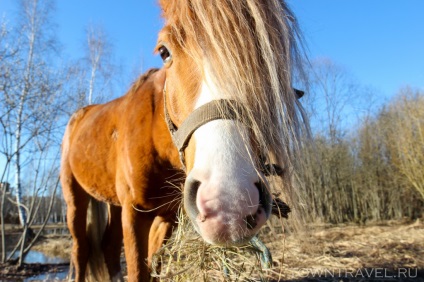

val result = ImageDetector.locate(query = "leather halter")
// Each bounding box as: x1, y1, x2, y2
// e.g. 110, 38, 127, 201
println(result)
164, 87, 245, 169
163, 81, 302, 175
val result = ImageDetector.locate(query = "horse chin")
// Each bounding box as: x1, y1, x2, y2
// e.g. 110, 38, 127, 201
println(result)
195, 206, 269, 246
183, 178, 273, 246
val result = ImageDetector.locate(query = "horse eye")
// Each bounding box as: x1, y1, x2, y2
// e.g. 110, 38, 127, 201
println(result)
158, 45, 172, 65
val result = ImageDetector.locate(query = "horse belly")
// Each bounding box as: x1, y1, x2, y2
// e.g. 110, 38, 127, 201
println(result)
68, 116, 120, 205
70, 147, 119, 204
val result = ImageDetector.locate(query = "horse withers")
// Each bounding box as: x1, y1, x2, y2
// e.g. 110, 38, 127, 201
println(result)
60, 0, 304, 281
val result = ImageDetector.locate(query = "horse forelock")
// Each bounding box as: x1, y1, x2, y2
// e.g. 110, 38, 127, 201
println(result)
162, 0, 307, 192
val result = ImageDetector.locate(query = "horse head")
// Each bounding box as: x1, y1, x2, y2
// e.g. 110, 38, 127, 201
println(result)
156, 0, 303, 246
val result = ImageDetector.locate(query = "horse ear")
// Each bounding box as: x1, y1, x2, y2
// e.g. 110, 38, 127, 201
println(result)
154, 68, 166, 94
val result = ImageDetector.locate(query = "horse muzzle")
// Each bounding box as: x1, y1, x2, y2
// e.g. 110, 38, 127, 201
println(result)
183, 174, 272, 246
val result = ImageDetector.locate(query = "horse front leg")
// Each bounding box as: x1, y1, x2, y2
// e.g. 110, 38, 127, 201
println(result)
122, 201, 154, 282
148, 216, 174, 271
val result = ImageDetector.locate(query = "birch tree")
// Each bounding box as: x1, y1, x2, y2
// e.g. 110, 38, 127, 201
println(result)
84, 24, 118, 105
0, 0, 67, 265
0, 0, 60, 227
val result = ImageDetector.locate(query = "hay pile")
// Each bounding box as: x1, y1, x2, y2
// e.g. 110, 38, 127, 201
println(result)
150, 173, 295, 282
150, 206, 424, 281
151, 207, 288, 282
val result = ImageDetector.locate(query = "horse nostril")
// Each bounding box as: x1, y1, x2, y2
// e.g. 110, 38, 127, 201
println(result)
186, 178, 201, 203
184, 177, 201, 220
245, 213, 257, 230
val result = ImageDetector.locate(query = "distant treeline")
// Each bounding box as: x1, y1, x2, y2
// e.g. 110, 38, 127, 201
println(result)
298, 88, 424, 224
0, 189, 65, 225
1, 0, 423, 233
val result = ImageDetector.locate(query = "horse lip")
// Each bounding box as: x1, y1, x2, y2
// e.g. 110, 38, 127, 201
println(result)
244, 181, 271, 230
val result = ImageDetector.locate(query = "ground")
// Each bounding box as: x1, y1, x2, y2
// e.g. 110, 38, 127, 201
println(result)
269, 219, 423, 281
0, 220, 423, 281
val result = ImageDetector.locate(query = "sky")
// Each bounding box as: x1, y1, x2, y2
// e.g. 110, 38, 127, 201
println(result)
1, 0, 423, 100
293, 1, 424, 99
0, 1, 423, 184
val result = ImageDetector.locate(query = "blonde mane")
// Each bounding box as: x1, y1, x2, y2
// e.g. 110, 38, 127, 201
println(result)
162, 0, 307, 217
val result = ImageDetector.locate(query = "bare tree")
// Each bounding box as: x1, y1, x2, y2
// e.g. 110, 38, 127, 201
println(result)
298, 58, 362, 223
84, 23, 118, 105
306, 58, 361, 140
294, 58, 418, 224
0, 0, 67, 265
383, 88, 424, 199
352, 90, 424, 221
1, 0, 59, 227
59, 23, 120, 116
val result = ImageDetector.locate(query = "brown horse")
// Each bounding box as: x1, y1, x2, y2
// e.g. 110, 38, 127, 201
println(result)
60, 0, 305, 281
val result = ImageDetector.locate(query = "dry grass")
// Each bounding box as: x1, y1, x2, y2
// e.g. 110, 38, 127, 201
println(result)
272, 219, 424, 280
151, 208, 272, 281
151, 210, 424, 281
32, 234, 72, 260
3, 218, 422, 281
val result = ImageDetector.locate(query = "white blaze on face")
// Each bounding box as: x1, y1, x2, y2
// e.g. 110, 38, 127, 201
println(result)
186, 70, 267, 244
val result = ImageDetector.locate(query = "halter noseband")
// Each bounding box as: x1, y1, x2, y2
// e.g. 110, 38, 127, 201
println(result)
163, 90, 245, 168
163, 81, 303, 175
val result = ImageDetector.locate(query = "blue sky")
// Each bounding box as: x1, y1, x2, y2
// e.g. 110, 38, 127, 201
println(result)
293, 1, 424, 98
1, 0, 423, 99
0, 1, 423, 183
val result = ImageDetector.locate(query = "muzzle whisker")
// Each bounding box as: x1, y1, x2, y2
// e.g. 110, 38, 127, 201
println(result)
132, 196, 182, 213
